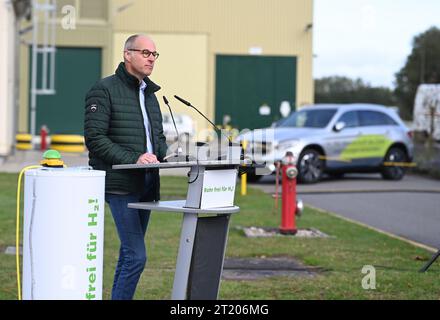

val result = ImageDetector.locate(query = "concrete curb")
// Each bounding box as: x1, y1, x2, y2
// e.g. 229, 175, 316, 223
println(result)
306, 203, 438, 253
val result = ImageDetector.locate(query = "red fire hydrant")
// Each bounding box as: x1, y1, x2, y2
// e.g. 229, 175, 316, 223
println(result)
280, 151, 298, 235
40, 125, 48, 151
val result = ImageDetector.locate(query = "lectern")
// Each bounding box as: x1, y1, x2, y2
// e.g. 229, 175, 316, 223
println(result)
113, 158, 245, 300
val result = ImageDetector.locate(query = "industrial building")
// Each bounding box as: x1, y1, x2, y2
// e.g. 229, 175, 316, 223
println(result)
2, 0, 314, 156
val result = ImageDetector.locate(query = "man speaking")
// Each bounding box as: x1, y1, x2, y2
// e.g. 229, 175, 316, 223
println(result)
84, 34, 167, 299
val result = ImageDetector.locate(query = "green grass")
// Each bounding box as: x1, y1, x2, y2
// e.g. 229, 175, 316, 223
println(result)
0, 173, 439, 300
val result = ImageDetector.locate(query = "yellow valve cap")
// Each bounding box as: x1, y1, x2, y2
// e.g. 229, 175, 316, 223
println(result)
41, 150, 64, 167
40, 158, 64, 167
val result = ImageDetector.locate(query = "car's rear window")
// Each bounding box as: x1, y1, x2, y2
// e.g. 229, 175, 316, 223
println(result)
359, 110, 398, 126
277, 109, 337, 128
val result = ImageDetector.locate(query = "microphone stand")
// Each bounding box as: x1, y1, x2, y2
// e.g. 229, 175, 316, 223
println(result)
174, 95, 244, 162
162, 96, 194, 162
174, 95, 232, 143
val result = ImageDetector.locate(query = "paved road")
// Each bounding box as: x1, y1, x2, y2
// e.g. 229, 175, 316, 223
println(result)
250, 173, 440, 249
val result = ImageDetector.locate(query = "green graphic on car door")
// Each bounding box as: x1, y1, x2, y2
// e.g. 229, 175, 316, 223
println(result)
339, 134, 392, 161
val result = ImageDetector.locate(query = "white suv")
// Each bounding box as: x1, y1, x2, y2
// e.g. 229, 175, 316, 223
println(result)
239, 104, 414, 183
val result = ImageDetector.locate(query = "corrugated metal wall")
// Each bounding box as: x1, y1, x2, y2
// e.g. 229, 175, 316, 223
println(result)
113, 32, 209, 136
18, 0, 111, 132
111, 0, 314, 131
18, 0, 313, 134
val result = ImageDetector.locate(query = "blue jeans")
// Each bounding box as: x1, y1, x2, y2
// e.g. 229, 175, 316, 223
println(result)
105, 192, 151, 300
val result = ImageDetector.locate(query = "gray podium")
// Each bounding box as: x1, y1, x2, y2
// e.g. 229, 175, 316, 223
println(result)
113, 160, 243, 300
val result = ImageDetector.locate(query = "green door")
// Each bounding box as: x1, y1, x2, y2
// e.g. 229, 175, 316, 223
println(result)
215, 55, 296, 130
29, 47, 102, 134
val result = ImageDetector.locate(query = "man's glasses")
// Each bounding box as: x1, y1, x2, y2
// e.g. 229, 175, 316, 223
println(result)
127, 49, 160, 59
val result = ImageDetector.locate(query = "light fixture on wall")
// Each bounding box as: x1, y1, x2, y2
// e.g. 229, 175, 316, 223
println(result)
11, 0, 32, 20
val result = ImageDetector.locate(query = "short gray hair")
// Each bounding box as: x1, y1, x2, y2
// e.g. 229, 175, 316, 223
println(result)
124, 34, 140, 50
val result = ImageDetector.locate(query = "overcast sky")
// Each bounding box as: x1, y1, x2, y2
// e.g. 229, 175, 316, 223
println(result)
313, 0, 440, 88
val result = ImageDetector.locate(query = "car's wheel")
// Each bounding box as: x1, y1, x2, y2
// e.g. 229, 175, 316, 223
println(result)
381, 147, 407, 180
297, 149, 324, 184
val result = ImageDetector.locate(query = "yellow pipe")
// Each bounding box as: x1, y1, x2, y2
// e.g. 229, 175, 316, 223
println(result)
241, 140, 247, 196
16, 165, 41, 300
383, 161, 417, 167
16, 134, 32, 150
50, 135, 85, 153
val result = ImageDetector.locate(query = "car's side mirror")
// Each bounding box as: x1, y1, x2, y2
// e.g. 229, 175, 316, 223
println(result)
333, 121, 346, 132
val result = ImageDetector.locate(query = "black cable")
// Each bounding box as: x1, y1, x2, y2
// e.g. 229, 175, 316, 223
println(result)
188, 145, 200, 184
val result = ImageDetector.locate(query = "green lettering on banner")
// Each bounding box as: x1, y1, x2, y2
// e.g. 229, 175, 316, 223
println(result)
85, 198, 99, 300
88, 213, 98, 227
204, 185, 235, 194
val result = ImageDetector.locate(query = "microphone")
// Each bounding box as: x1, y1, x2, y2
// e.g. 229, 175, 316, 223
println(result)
174, 95, 231, 143
163, 96, 182, 154
174, 95, 191, 106
162, 96, 193, 162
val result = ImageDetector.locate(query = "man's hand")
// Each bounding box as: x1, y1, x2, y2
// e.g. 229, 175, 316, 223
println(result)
136, 153, 159, 164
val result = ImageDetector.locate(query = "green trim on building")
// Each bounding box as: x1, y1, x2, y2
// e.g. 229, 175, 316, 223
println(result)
215, 55, 297, 130
29, 47, 102, 135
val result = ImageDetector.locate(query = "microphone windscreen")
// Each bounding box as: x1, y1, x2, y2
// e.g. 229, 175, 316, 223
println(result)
174, 95, 191, 106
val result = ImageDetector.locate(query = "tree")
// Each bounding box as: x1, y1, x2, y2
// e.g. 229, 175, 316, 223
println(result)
394, 26, 440, 120
315, 76, 395, 106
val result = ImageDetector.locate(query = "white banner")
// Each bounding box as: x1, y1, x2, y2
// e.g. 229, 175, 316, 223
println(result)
200, 169, 237, 209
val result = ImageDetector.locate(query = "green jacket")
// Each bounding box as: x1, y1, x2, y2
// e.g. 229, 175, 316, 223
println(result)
84, 62, 168, 201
